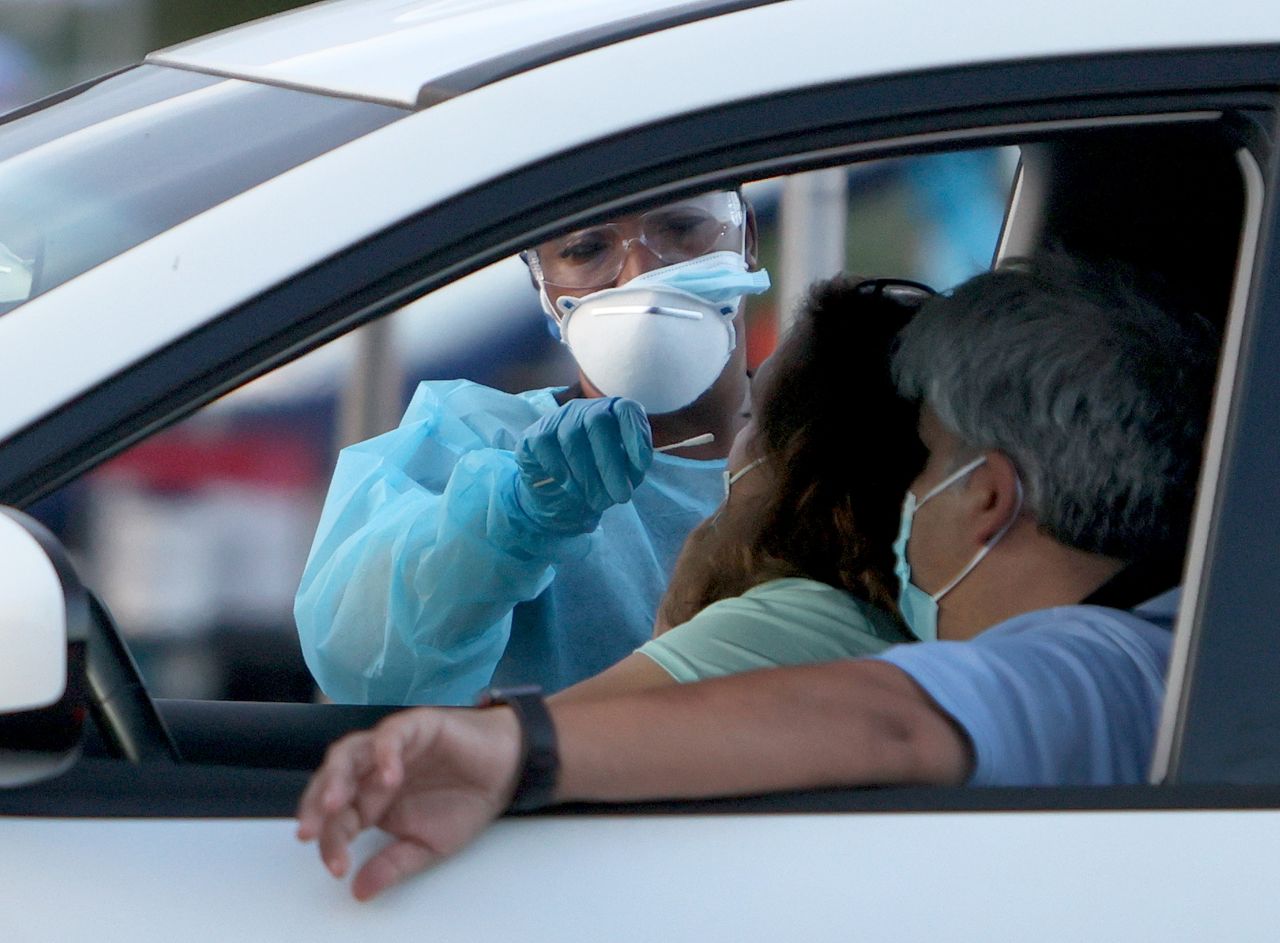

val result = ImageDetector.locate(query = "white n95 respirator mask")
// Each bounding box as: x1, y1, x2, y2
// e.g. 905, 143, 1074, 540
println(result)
547, 251, 771, 415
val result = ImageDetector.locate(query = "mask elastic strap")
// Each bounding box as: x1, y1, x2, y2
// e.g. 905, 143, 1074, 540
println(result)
918, 455, 987, 507
724, 456, 766, 493
932, 474, 1024, 602
524, 250, 570, 340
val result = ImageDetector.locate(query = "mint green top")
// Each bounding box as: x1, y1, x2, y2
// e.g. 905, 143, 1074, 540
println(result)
636, 577, 911, 683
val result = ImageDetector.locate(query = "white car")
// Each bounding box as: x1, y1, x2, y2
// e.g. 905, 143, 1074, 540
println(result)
3, 0, 1280, 938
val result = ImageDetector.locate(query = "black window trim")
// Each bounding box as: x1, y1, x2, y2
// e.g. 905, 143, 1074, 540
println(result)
1153, 145, 1267, 783
6, 748, 1280, 819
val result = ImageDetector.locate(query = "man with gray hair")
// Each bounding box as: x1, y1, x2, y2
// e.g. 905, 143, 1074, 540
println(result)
296, 258, 1217, 902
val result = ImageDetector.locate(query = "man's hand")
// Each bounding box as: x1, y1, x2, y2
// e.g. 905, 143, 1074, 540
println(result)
296, 707, 522, 901
511, 397, 653, 534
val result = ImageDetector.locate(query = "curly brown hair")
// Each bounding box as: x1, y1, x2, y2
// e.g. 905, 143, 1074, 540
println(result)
657, 275, 930, 629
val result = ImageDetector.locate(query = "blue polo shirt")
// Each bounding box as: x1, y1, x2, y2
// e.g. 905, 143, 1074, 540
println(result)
875, 605, 1171, 786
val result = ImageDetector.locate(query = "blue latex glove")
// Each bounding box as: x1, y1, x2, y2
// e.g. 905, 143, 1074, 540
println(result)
511, 397, 653, 534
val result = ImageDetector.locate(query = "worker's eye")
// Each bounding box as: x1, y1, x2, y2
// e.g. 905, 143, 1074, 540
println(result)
556, 229, 614, 264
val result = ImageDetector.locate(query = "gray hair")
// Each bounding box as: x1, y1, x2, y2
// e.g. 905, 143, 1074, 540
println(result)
892, 256, 1217, 560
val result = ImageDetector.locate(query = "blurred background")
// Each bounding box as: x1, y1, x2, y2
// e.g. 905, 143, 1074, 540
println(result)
4, 0, 1016, 702
0, 0, 311, 102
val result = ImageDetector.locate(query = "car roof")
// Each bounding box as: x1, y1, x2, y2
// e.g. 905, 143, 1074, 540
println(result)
146, 0, 1280, 110
146, 0, 781, 109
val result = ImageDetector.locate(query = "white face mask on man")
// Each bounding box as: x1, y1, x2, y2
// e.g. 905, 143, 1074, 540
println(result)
549, 251, 771, 414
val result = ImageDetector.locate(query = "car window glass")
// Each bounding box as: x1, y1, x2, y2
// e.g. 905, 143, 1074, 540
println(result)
26, 146, 1017, 703
0, 64, 404, 315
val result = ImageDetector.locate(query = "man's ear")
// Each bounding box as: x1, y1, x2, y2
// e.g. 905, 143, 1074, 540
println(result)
743, 198, 760, 270
969, 451, 1023, 544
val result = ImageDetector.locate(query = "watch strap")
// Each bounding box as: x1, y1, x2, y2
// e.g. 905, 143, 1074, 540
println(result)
476, 685, 560, 812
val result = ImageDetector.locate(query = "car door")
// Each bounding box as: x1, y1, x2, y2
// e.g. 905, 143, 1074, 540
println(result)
3, 11, 1280, 941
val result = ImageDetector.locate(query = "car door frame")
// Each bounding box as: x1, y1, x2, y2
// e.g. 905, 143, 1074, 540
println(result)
0, 44, 1278, 797
1156, 95, 1280, 785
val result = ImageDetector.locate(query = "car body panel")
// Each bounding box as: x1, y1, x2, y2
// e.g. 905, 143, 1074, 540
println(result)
0, 514, 68, 713
2, 0, 1280, 934
6, 808, 1280, 940
148, 0, 772, 108
148, 0, 1280, 108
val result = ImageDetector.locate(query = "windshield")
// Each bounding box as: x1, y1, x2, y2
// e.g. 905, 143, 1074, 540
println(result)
0, 65, 405, 313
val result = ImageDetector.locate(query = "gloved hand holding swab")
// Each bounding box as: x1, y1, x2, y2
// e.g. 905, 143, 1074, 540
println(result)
510, 397, 655, 534
532, 431, 714, 488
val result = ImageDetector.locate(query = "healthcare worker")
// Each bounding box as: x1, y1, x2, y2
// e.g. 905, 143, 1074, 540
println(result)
295, 189, 771, 705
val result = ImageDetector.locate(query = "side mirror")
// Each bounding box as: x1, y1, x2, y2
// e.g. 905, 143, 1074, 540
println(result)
0, 508, 89, 787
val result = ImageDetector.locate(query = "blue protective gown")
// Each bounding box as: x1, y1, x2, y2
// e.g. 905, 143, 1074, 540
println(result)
294, 379, 725, 705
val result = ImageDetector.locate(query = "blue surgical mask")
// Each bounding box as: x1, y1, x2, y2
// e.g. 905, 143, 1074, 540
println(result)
892, 456, 1022, 642
537, 251, 771, 339
625, 250, 772, 310
551, 250, 771, 319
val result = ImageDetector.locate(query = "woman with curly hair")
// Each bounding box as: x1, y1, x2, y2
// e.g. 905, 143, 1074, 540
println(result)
555, 275, 932, 701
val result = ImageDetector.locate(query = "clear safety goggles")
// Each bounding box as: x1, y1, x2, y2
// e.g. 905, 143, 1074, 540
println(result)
526, 191, 746, 290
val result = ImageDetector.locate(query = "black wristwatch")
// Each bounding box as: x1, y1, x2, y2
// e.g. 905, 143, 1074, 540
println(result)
475, 685, 560, 812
